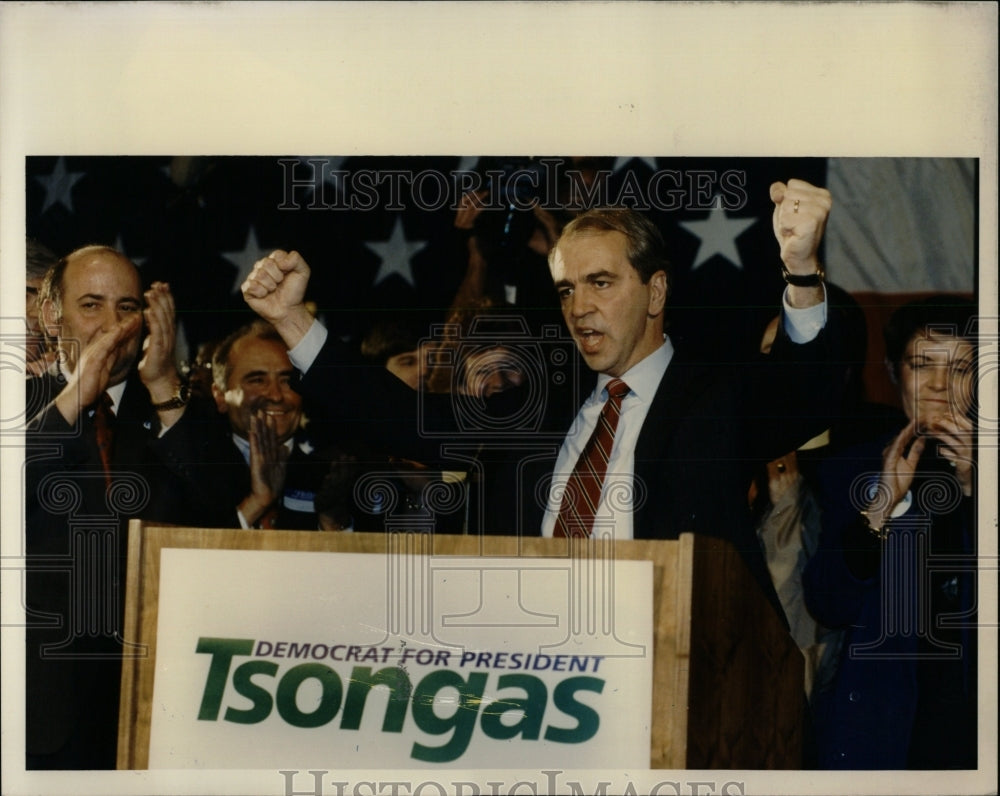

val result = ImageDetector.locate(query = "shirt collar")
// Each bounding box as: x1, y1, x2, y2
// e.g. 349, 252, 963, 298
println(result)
104, 380, 127, 415
59, 362, 128, 416
594, 336, 673, 403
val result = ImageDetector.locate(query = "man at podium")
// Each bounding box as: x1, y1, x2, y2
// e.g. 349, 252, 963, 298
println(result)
238, 178, 848, 617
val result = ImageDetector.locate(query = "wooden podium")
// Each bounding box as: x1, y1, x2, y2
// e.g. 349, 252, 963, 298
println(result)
118, 522, 803, 769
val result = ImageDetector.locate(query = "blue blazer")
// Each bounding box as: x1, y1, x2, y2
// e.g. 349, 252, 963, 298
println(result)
803, 437, 977, 769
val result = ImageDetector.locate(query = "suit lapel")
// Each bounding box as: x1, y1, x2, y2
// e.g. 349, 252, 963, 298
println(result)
632, 355, 717, 540
634, 354, 713, 462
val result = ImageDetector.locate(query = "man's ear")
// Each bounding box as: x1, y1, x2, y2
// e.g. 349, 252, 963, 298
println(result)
648, 270, 668, 317
39, 298, 60, 339
211, 382, 228, 414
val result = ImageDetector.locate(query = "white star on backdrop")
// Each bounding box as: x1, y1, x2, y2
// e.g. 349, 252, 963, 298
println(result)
114, 235, 146, 269
613, 156, 659, 173
222, 226, 273, 294
35, 157, 86, 214
680, 197, 758, 270
366, 217, 426, 288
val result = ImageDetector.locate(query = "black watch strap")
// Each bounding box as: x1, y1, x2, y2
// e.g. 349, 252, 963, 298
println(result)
781, 264, 826, 287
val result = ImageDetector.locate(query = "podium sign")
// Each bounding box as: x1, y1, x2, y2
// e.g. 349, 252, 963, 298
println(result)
147, 546, 653, 769
119, 524, 804, 769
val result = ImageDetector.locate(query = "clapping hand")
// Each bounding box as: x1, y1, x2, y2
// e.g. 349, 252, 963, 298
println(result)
239, 406, 290, 527
53, 314, 141, 426
924, 413, 975, 496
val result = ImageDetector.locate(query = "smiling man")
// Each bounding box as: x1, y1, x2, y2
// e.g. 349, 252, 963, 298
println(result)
157, 319, 329, 530
212, 320, 312, 527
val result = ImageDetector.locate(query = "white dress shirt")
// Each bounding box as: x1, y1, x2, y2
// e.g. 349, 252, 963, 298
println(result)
58, 361, 127, 418
288, 289, 828, 540
541, 338, 673, 540
102, 380, 127, 416
287, 320, 328, 373
542, 288, 827, 539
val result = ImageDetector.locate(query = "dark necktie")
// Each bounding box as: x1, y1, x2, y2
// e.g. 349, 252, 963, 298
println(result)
93, 391, 115, 490
555, 378, 630, 538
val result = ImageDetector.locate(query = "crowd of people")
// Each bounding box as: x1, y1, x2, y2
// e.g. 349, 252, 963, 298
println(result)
21, 177, 980, 771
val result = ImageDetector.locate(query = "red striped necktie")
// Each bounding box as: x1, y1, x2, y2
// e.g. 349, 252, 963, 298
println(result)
555, 378, 630, 538
93, 391, 115, 490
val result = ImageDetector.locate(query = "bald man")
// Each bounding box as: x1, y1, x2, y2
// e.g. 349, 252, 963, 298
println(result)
25, 245, 194, 769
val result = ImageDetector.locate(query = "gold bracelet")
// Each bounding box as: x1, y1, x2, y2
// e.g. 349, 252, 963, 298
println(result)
859, 509, 890, 541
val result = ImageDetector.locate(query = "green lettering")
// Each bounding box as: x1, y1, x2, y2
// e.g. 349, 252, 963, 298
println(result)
480, 674, 547, 741
275, 663, 343, 728
195, 637, 254, 721
410, 670, 487, 763
543, 677, 604, 744
341, 666, 412, 731
225, 659, 277, 724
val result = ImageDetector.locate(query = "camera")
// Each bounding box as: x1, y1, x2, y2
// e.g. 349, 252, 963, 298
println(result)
473, 157, 547, 284
417, 313, 579, 441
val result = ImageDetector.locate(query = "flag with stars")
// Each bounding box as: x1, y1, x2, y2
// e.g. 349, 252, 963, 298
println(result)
25, 155, 975, 402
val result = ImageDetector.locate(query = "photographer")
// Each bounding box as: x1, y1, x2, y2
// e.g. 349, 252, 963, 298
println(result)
450, 157, 587, 331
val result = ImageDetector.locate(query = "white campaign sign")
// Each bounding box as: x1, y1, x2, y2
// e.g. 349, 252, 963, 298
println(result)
148, 547, 653, 769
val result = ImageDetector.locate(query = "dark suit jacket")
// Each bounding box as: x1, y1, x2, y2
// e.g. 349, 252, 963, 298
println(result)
295, 311, 848, 612
803, 438, 977, 769
631, 327, 844, 598
24, 370, 199, 769
154, 399, 331, 531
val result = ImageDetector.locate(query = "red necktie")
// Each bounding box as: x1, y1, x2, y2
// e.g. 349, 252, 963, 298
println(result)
259, 505, 280, 529
93, 391, 115, 490
555, 378, 630, 538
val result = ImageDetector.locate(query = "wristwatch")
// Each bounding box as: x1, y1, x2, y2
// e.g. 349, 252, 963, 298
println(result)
780, 264, 825, 287
150, 381, 191, 411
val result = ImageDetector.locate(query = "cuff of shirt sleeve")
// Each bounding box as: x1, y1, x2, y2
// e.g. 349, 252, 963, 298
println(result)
287, 319, 327, 374
781, 283, 827, 344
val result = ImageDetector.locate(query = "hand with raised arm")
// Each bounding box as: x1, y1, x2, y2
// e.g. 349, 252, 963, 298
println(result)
241, 249, 315, 350
769, 179, 832, 309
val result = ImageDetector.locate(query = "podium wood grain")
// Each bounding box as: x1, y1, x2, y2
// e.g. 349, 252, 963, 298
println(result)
118, 522, 802, 769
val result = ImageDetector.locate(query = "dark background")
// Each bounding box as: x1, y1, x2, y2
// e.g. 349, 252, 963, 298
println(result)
26, 155, 828, 365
